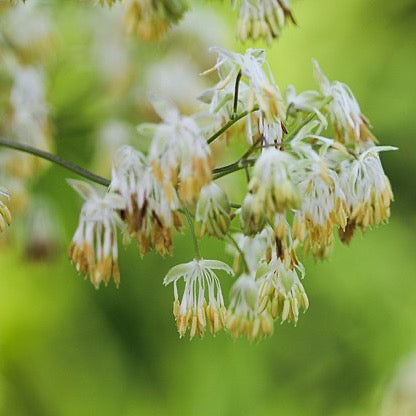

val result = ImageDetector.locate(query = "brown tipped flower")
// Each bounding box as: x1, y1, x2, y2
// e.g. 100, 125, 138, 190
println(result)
68, 180, 125, 289
164, 259, 233, 339
111, 145, 181, 256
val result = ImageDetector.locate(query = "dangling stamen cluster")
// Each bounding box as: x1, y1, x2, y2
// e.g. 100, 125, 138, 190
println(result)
233, 0, 296, 44
146, 96, 212, 205
110, 145, 181, 256
68, 180, 125, 288
163, 259, 233, 339
94, 0, 188, 41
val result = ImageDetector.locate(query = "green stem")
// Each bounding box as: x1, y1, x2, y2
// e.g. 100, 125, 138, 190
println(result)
213, 158, 257, 180
0, 137, 111, 187
207, 106, 259, 145
227, 233, 250, 274
184, 208, 201, 260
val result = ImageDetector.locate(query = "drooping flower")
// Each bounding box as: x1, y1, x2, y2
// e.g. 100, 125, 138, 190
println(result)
313, 60, 374, 145
124, 0, 187, 41
163, 258, 233, 339
200, 48, 285, 144
241, 148, 300, 234
68, 180, 125, 289
195, 182, 231, 239
292, 149, 348, 258
258, 252, 309, 324
110, 145, 181, 256
145, 95, 212, 205
227, 272, 274, 341
234, 0, 296, 44
338, 146, 395, 242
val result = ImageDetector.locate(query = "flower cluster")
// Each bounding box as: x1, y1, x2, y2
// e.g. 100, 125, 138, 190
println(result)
62, 47, 395, 338
0, 2, 395, 342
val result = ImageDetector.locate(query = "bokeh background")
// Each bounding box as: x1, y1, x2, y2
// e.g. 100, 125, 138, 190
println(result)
1, 0, 416, 415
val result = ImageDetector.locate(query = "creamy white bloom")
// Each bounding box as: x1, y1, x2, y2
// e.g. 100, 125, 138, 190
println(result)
68, 180, 126, 288
242, 148, 300, 230
313, 60, 373, 144
163, 258, 233, 339
339, 146, 395, 233
258, 255, 308, 324
195, 182, 231, 238
292, 148, 347, 258
227, 272, 274, 340
145, 95, 212, 204
110, 145, 181, 255
200, 48, 285, 143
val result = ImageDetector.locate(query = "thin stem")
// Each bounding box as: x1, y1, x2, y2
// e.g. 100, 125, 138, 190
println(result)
0, 137, 110, 187
207, 106, 259, 145
232, 70, 242, 117
227, 233, 250, 274
212, 158, 257, 180
184, 207, 201, 260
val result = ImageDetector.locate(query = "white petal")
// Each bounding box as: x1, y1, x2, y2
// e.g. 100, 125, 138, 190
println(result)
200, 259, 234, 275
163, 261, 195, 285
67, 179, 97, 201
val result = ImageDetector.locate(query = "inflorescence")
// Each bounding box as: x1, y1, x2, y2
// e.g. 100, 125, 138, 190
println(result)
0, 1, 395, 341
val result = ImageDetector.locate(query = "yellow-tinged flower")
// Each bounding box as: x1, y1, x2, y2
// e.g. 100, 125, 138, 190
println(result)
195, 182, 231, 239
110, 145, 181, 256
164, 259, 233, 339
339, 146, 396, 238
258, 254, 309, 325
227, 273, 274, 341
68, 180, 126, 289
145, 95, 212, 205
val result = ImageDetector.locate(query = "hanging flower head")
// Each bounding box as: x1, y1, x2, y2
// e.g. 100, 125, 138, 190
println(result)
68, 180, 125, 289
227, 272, 274, 341
338, 146, 395, 243
313, 60, 374, 145
234, 0, 296, 44
145, 95, 212, 205
110, 145, 181, 256
163, 258, 234, 339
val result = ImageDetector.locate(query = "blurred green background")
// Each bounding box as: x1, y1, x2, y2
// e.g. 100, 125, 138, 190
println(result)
1, 0, 416, 415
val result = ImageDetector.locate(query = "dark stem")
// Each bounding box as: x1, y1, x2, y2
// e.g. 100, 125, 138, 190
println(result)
0, 137, 110, 187
233, 70, 242, 117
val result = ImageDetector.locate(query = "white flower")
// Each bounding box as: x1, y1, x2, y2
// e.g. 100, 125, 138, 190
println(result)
145, 95, 212, 204
200, 48, 285, 143
0, 188, 12, 233
258, 256, 309, 324
313, 60, 373, 144
243, 148, 300, 227
292, 151, 348, 258
110, 145, 181, 255
195, 182, 231, 238
339, 146, 395, 234
227, 272, 274, 340
68, 180, 126, 288
163, 258, 234, 339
